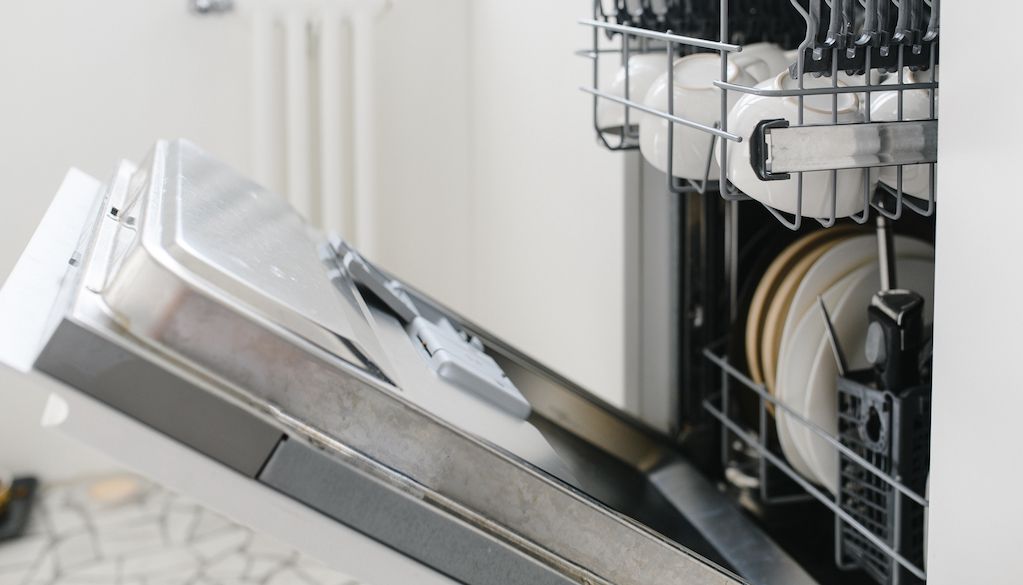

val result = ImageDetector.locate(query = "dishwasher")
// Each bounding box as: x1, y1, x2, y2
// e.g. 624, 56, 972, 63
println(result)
0, 0, 1003, 584
584, 1, 938, 584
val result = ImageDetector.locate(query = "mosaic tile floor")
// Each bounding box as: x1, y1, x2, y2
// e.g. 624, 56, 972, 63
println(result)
0, 474, 359, 585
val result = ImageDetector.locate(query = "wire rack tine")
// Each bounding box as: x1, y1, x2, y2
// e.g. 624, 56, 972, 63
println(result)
590, 19, 631, 151
715, 80, 938, 97
670, 123, 720, 195
763, 200, 803, 231
815, 51, 841, 229
580, 87, 742, 141
904, 39, 939, 217
623, 32, 632, 140
666, 34, 678, 194
702, 398, 927, 581
851, 179, 873, 224
579, 3, 939, 228
702, 348, 929, 508
579, 18, 742, 52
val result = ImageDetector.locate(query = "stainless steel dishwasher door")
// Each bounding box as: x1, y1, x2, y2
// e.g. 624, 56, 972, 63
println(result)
0, 140, 814, 585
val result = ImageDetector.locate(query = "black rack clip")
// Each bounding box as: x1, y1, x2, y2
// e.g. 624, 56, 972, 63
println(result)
750, 118, 791, 182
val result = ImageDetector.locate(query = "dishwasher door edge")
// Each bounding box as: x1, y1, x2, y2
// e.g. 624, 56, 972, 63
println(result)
0, 148, 747, 585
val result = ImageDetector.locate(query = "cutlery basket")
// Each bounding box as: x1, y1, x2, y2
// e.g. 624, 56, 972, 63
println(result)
836, 370, 931, 585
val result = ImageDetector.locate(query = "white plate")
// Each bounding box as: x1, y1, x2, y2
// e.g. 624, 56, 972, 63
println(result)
776, 235, 934, 384
799, 257, 936, 493
775, 267, 861, 482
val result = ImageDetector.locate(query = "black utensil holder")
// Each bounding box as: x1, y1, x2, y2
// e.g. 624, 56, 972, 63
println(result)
836, 370, 930, 585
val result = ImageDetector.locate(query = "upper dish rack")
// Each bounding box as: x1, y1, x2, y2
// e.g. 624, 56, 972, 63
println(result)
580, 0, 940, 230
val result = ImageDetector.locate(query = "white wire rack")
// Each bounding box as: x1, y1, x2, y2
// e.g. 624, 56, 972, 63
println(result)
580, 1, 939, 583
580, 0, 939, 230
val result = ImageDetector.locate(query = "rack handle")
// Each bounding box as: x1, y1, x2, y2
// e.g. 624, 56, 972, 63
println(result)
752, 119, 938, 176
749, 119, 791, 181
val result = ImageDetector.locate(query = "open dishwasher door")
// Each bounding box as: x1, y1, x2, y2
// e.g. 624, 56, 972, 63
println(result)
0, 140, 814, 585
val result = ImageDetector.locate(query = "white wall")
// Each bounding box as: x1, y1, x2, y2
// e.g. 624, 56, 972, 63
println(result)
927, 1, 1023, 583
0, 0, 255, 478
0, 0, 479, 477
370, 0, 474, 312
463, 1, 627, 406
0, 0, 628, 478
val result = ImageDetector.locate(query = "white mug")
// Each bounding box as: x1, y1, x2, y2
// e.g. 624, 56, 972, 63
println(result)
639, 53, 758, 180
730, 42, 791, 83
773, 49, 882, 97
720, 71, 878, 218
596, 54, 666, 137
869, 67, 939, 199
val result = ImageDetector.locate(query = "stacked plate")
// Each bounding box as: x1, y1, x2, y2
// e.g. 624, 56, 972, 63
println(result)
746, 230, 935, 493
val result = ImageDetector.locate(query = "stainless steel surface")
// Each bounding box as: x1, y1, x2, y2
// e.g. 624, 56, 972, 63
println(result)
102, 141, 391, 384
876, 216, 897, 291
339, 243, 420, 324
623, 150, 643, 415
360, 302, 576, 485
483, 327, 673, 472
5, 141, 755, 585
33, 160, 566, 483
447, 365, 820, 585
620, 158, 682, 435
762, 120, 938, 174
650, 461, 818, 585
37, 305, 285, 478
260, 438, 581, 585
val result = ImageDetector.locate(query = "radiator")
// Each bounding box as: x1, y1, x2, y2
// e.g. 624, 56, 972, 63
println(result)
249, 0, 390, 258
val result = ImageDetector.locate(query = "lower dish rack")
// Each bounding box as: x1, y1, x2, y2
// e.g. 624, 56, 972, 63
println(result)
702, 348, 930, 584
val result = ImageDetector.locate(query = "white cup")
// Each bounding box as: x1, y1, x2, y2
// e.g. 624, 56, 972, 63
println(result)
730, 42, 791, 83
720, 71, 878, 218
639, 53, 758, 180
596, 54, 666, 137
869, 67, 938, 199
771, 49, 882, 97
840, 69, 883, 86
836, 69, 885, 111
